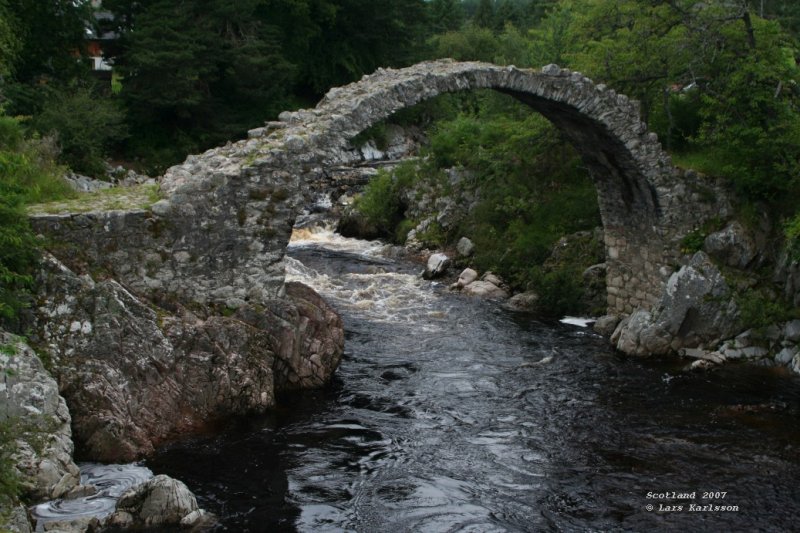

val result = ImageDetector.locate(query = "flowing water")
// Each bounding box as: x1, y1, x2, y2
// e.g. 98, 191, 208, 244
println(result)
143, 227, 800, 532
30, 464, 153, 529
33, 227, 800, 531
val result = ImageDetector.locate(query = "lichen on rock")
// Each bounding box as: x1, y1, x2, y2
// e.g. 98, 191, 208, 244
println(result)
27, 255, 343, 462
0, 332, 80, 501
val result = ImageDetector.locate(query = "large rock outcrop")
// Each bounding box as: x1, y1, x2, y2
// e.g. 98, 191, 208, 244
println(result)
29, 255, 343, 462
611, 252, 739, 356
0, 331, 80, 501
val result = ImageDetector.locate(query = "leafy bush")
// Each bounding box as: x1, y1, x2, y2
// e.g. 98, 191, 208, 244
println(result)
354, 170, 407, 238
0, 115, 72, 320
680, 229, 706, 255
30, 85, 128, 177
736, 289, 797, 330
530, 267, 585, 318
0, 187, 38, 320
785, 212, 800, 260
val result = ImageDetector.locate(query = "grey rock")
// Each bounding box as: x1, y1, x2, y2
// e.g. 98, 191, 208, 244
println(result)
455, 268, 478, 288
1, 505, 32, 533
703, 221, 757, 269
462, 280, 509, 300
423, 253, 451, 280
741, 346, 769, 359
593, 315, 621, 337
0, 332, 79, 500
28, 256, 343, 462
41, 516, 100, 532
505, 291, 540, 311
613, 252, 739, 356
681, 347, 726, 364
456, 237, 475, 257
481, 272, 505, 288
784, 319, 800, 342
111, 475, 201, 527
689, 359, 717, 371
180, 508, 218, 529
775, 347, 797, 365
62, 173, 113, 193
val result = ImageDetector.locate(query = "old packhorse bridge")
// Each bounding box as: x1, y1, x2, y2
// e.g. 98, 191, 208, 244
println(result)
34, 60, 724, 316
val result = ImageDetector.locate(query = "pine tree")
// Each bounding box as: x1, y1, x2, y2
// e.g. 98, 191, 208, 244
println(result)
114, 0, 294, 169
429, 0, 465, 33
473, 0, 495, 29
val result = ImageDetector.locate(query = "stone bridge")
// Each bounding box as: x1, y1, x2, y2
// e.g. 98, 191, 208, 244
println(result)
34, 60, 725, 317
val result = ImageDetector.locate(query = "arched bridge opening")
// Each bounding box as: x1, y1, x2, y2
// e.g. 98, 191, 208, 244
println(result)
101, 60, 715, 317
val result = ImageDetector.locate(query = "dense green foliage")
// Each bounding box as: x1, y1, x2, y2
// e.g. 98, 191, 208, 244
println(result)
356, 93, 600, 315
0, 116, 72, 320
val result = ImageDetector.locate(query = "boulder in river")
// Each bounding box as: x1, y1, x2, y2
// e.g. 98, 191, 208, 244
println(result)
423, 253, 451, 280
109, 474, 215, 529
505, 291, 540, 311
462, 280, 509, 300
451, 268, 478, 289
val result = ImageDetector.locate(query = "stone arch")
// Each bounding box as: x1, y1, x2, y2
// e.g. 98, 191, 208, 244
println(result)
132, 60, 718, 316
277, 60, 701, 313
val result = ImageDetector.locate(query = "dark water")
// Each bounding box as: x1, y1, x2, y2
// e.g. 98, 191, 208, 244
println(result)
148, 230, 800, 532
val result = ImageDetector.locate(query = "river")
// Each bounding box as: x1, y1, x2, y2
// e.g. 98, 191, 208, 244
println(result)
142, 227, 800, 532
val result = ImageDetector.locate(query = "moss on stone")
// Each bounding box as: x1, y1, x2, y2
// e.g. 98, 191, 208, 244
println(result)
27, 184, 162, 215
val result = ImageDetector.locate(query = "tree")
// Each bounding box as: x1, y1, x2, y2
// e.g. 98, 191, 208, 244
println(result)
429, 0, 465, 34
31, 85, 128, 175
0, 0, 20, 80
473, 0, 495, 29
493, 0, 520, 31
283, 0, 430, 95
3, 0, 89, 84
540, 0, 800, 203
2, 0, 92, 116
113, 0, 295, 170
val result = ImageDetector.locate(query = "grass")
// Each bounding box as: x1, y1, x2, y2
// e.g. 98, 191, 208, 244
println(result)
27, 184, 162, 215
670, 149, 724, 177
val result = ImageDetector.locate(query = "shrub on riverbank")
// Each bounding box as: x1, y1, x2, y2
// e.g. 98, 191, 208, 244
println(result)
0, 116, 73, 321
354, 93, 601, 316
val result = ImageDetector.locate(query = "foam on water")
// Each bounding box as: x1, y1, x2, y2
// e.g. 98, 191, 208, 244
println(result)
289, 226, 392, 258
287, 227, 444, 326
30, 463, 153, 529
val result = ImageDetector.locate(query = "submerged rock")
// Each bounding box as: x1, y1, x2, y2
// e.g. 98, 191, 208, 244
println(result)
0, 331, 80, 501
